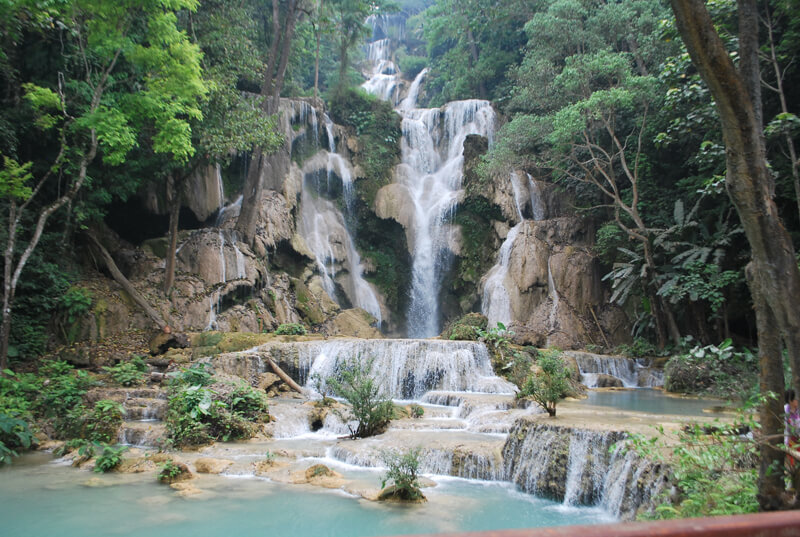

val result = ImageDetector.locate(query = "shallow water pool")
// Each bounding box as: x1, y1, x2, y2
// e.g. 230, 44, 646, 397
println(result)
576, 389, 727, 416
0, 453, 613, 537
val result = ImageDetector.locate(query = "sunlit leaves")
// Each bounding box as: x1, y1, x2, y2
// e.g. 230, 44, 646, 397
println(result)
0, 156, 33, 201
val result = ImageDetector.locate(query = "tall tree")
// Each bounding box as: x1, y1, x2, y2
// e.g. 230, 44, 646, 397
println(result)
162, 0, 284, 296
670, 0, 800, 509
0, 0, 207, 370
236, 0, 304, 246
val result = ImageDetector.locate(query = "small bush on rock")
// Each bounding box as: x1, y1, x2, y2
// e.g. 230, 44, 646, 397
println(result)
165, 368, 268, 447
380, 448, 425, 501
103, 356, 147, 386
94, 443, 128, 473
441, 313, 487, 341
518, 349, 570, 417
664, 339, 757, 399
326, 357, 394, 438
274, 323, 307, 336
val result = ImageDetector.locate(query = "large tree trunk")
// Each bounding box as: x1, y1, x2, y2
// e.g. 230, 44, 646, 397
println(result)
670, 0, 800, 508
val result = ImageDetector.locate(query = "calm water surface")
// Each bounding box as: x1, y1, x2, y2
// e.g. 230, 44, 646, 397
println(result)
577, 389, 727, 416
0, 453, 613, 537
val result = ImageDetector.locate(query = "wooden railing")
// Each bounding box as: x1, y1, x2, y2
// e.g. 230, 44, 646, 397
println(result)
396, 511, 800, 537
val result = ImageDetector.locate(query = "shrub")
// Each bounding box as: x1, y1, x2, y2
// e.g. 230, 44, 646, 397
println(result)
274, 323, 307, 336
477, 322, 515, 366
326, 357, 394, 438
103, 356, 147, 386
57, 286, 93, 344
627, 408, 759, 519
173, 363, 214, 387
165, 370, 267, 447
94, 443, 128, 473
441, 313, 487, 341
86, 400, 124, 443
158, 459, 187, 483
518, 348, 570, 417
409, 404, 424, 419
0, 413, 34, 464
228, 382, 269, 418
381, 448, 425, 501
664, 339, 757, 399
37, 360, 95, 419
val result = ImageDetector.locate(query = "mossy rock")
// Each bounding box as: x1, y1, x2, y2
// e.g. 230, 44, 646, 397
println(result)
441, 313, 488, 340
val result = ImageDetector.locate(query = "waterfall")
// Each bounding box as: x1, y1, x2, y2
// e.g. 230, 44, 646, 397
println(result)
304, 339, 516, 399
569, 351, 664, 388
400, 101, 496, 337
527, 174, 546, 221
398, 68, 428, 111
482, 223, 521, 328
509, 171, 527, 221
294, 105, 383, 325
547, 256, 560, 331
361, 24, 495, 337
502, 420, 668, 519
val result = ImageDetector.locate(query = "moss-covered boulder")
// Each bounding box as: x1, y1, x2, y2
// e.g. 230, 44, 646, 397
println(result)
441, 313, 488, 341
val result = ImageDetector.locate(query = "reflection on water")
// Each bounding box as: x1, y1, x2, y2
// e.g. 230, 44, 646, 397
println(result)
577, 389, 727, 416
0, 453, 611, 537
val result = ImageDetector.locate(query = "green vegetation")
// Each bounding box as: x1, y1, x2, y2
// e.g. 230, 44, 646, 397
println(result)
165, 364, 268, 447
477, 322, 515, 366
326, 357, 394, 438
329, 88, 402, 205
93, 443, 129, 473
380, 447, 426, 501
442, 313, 487, 341
665, 340, 758, 400
274, 323, 308, 336
0, 413, 33, 464
517, 349, 570, 417
157, 459, 186, 483
102, 356, 148, 387
627, 408, 760, 519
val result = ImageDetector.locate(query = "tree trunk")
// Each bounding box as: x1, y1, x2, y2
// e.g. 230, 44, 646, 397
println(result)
670, 0, 800, 508
87, 232, 169, 331
314, 22, 321, 102
235, 148, 264, 245
1, 202, 17, 372
163, 174, 181, 296
236, 0, 300, 245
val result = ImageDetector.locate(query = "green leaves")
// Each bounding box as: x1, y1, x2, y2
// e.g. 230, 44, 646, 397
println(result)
0, 156, 33, 201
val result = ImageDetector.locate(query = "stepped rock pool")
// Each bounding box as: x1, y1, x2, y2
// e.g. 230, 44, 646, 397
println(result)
1, 453, 612, 537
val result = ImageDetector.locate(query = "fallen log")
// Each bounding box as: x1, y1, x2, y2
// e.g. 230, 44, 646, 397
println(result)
266, 357, 305, 395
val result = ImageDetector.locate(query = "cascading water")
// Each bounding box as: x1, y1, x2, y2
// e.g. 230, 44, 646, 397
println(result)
569, 351, 665, 388
361, 16, 496, 337
480, 170, 546, 327
482, 223, 521, 328
292, 102, 382, 325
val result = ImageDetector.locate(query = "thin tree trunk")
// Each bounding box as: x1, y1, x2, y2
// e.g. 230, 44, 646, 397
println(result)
87, 232, 168, 330
670, 0, 800, 508
763, 4, 800, 222
163, 174, 181, 296
314, 22, 321, 102
1, 202, 17, 372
